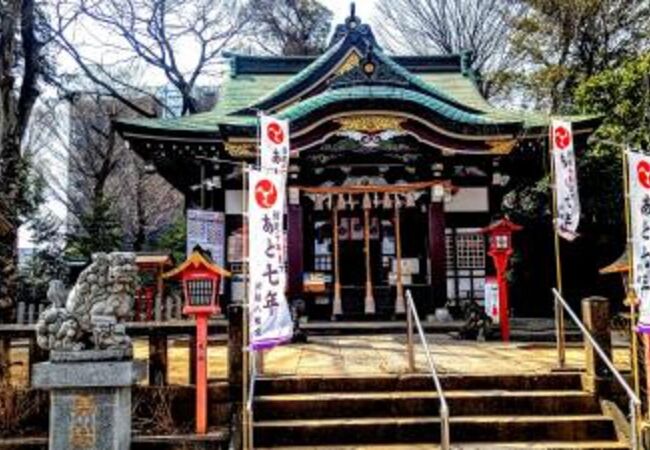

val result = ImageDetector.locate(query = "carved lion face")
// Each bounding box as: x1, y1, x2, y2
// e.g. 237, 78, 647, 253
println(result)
106, 252, 138, 293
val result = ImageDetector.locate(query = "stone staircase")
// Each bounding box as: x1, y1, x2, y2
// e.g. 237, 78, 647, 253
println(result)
253, 372, 629, 449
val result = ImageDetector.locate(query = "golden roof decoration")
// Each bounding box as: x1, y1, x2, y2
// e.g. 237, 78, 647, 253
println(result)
334, 51, 362, 77
487, 139, 517, 155
335, 115, 405, 134
224, 141, 256, 158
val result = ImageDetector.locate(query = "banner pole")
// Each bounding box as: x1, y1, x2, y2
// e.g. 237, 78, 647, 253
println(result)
241, 161, 251, 450
623, 149, 642, 401
549, 125, 566, 368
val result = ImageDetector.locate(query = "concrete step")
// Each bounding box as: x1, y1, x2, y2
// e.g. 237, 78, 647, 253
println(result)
253, 415, 618, 447
254, 373, 583, 395
257, 442, 629, 450
254, 390, 600, 420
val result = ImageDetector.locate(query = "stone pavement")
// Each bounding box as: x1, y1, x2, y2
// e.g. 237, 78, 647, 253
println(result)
10, 334, 631, 386
250, 334, 630, 377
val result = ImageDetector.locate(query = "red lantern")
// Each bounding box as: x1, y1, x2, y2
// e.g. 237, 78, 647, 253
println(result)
482, 217, 522, 342
163, 248, 231, 434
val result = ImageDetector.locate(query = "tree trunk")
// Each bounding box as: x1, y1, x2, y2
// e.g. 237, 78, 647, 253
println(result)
0, 0, 42, 323
0, 9, 20, 322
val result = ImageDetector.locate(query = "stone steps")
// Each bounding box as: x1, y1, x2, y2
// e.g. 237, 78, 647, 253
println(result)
252, 373, 628, 448
254, 373, 584, 395
254, 415, 618, 446
255, 390, 600, 419
257, 442, 629, 450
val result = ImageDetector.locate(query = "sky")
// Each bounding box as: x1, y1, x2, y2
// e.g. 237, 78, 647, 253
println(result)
20, 0, 379, 249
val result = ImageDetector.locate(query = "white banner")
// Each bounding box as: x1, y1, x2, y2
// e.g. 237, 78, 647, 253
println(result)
628, 151, 650, 331
248, 169, 293, 349
260, 114, 290, 172
551, 120, 581, 241
484, 277, 499, 324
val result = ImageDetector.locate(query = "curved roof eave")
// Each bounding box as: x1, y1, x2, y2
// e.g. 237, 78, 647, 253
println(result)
276, 86, 512, 125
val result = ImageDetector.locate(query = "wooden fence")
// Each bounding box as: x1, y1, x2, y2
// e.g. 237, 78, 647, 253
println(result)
0, 320, 228, 388
14, 294, 190, 325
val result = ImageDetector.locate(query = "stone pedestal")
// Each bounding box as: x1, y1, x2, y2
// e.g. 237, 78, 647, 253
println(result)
32, 353, 145, 450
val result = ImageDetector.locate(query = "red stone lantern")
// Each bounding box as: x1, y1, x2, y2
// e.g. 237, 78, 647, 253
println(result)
163, 247, 231, 434
482, 217, 522, 342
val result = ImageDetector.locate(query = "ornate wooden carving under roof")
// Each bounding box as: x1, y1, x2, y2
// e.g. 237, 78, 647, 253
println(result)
335, 115, 405, 134
487, 140, 518, 155
224, 142, 255, 158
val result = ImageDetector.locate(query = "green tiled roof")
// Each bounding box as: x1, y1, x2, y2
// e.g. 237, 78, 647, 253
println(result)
117, 55, 598, 135
246, 38, 347, 110
118, 74, 291, 132
276, 86, 515, 126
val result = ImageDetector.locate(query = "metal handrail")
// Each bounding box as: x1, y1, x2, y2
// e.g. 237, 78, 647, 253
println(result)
406, 290, 450, 450
244, 350, 257, 450
246, 351, 257, 412
552, 288, 641, 449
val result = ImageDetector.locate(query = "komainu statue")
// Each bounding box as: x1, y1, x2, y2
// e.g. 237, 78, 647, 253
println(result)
36, 252, 138, 353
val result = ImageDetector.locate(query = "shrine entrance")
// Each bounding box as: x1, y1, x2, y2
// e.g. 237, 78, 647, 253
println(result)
295, 181, 452, 320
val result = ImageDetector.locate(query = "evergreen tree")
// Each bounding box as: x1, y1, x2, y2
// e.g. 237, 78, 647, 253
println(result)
66, 196, 122, 259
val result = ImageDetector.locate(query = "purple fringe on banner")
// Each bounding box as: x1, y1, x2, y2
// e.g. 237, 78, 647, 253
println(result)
637, 323, 650, 334
250, 335, 291, 351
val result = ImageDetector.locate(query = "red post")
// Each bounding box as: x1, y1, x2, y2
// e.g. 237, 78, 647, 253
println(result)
497, 271, 509, 342
196, 314, 208, 434
482, 217, 522, 343
491, 253, 511, 342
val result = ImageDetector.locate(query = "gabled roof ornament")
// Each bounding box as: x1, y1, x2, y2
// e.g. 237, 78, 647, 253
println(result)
328, 1, 378, 49
346, 2, 359, 29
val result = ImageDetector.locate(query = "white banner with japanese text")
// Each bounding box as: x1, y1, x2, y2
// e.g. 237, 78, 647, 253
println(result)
551, 120, 581, 241
248, 169, 293, 349
260, 114, 290, 173
628, 151, 650, 331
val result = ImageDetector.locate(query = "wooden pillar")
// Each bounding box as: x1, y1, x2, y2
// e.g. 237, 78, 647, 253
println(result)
0, 336, 10, 385
149, 333, 168, 386
228, 303, 244, 450
394, 199, 405, 314
27, 336, 47, 388
582, 296, 611, 393
363, 196, 375, 315
428, 201, 447, 314
331, 205, 342, 318
156, 265, 164, 322
287, 202, 304, 301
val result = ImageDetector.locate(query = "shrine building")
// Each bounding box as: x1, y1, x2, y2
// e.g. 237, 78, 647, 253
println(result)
115, 10, 599, 320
